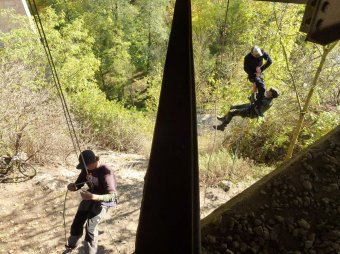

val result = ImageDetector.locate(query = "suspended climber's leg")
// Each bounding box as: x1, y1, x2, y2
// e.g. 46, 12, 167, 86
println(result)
214, 103, 253, 131
253, 76, 266, 117
214, 109, 239, 131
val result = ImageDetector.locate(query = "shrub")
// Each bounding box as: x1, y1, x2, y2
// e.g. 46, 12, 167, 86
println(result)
199, 148, 273, 187
70, 87, 153, 155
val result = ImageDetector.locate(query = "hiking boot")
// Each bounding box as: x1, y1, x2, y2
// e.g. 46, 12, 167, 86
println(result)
217, 116, 226, 122
213, 125, 225, 131
254, 106, 263, 117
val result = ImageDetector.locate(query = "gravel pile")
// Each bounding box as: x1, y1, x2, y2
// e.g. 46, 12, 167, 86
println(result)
201, 127, 340, 254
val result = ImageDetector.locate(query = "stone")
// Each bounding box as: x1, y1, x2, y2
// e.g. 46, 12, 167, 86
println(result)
275, 215, 284, 223
331, 242, 340, 251
302, 180, 313, 190
270, 230, 278, 241
221, 243, 228, 250
232, 241, 239, 249
254, 219, 262, 226
225, 236, 233, 243
321, 198, 330, 205
308, 233, 316, 242
268, 219, 275, 225
254, 226, 263, 236
263, 227, 270, 240
219, 227, 227, 234
226, 218, 235, 230
293, 228, 300, 237
329, 183, 338, 190
206, 234, 217, 244
298, 219, 310, 229
330, 230, 340, 240
305, 240, 314, 249
239, 243, 248, 253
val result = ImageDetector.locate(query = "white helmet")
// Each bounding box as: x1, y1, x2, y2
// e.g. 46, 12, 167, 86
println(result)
251, 45, 263, 58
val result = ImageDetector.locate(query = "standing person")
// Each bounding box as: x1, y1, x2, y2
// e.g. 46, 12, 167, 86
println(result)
244, 45, 272, 114
213, 88, 279, 131
64, 150, 118, 254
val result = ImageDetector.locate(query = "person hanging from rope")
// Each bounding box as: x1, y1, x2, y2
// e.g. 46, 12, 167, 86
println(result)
244, 45, 272, 116
64, 150, 118, 254
213, 88, 279, 131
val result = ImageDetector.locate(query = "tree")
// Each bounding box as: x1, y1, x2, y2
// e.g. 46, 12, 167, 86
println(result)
284, 41, 338, 160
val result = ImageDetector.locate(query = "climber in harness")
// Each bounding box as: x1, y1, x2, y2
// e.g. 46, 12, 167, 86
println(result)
244, 45, 272, 116
64, 150, 118, 254
213, 88, 279, 131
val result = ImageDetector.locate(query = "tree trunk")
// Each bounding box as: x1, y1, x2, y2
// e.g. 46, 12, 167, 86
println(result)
285, 42, 338, 160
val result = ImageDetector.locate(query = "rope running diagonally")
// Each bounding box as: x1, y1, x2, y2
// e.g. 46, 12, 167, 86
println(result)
26, 0, 89, 176
26, 0, 99, 248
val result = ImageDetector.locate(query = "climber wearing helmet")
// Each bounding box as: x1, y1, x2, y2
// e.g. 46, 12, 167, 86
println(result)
244, 45, 272, 116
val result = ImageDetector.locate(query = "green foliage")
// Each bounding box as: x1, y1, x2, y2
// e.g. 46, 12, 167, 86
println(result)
2, 0, 338, 167
301, 110, 340, 147
70, 87, 153, 153
0, 10, 72, 162
37, 7, 154, 153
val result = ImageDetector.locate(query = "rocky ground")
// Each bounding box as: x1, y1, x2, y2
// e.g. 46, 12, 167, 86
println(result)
0, 150, 256, 254
201, 127, 340, 254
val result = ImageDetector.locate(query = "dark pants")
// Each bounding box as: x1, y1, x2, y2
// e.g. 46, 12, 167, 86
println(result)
68, 200, 108, 254
248, 75, 266, 106
219, 103, 257, 128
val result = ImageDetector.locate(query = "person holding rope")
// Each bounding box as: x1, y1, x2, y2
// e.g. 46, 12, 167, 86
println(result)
244, 45, 272, 116
64, 150, 118, 254
213, 88, 279, 131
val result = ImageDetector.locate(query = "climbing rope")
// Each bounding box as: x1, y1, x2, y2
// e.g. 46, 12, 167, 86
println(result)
203, 0, 230, 205
25, 1, 105, 249
26, 0, 89, 175
62, 181, 87, 245
225, 118, 247, 188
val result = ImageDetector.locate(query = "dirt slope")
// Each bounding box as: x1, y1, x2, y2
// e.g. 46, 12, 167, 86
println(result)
201, 126, 340, 254
0, 150, 256, 254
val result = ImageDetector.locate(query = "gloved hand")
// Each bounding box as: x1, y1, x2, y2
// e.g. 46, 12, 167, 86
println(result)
67, 183, 77, 191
